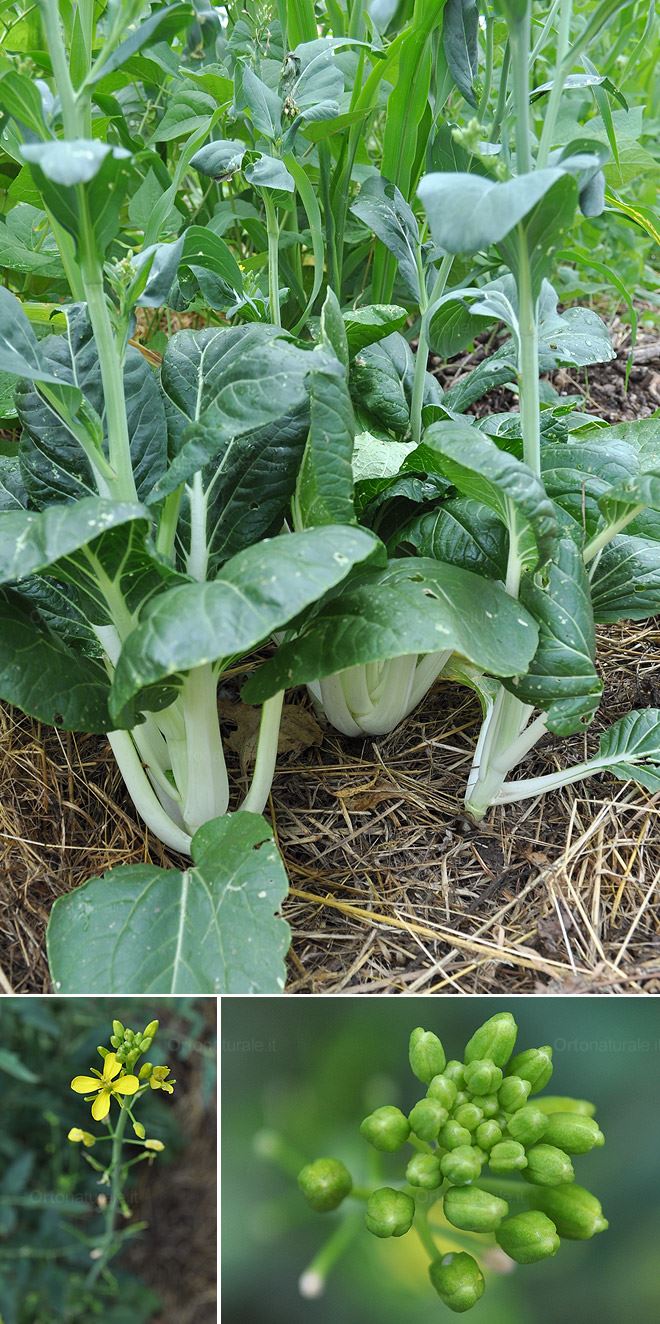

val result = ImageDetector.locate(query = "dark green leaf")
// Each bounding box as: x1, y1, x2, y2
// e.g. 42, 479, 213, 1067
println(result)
0, 587, 112, 731
109, 525, 381, 726
243, 557, 539, 703
501, 538, 602, 735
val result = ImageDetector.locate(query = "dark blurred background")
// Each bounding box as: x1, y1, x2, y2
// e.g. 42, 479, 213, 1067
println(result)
0, 997, 217, 1324
222, 997, 660, 1324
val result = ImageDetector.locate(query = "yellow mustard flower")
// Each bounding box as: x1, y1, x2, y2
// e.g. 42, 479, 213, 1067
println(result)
70, 1051, 139, 1121
149, 1065, 175, 1095
67, 1128, 96, 1147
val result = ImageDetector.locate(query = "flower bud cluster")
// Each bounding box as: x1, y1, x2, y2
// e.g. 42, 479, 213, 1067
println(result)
107, 1019, 159, 1072
297, 1013, 607, 1314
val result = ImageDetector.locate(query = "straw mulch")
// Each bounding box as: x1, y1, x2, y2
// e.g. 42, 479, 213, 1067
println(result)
1, 332, 658, 996
0, 613, 658, 996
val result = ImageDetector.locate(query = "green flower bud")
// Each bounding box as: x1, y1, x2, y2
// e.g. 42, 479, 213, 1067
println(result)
298, 1158, 353, 1212
541, 1113, 604, 1154
138, 1062, 153, 1079
143, 1020, 159, 1039
409, 1098, 448, 1142
110, 1035, 121, 1048
365, 1187, 415, 1238
478, 1094, 500, 1119
444, 1185, 508, 1232
124, 1028, 134, 1042
406, 1153, 443, 1189
523, 1144, 575, 1187
464, 1013, 518, 1068
441, 1145, 483, 1186
535, 1096, 595, 1117
475, 1120, 502, 1151
489, 1140, 528, 1173
498, 1076, 531, 1112
496, 1210, 560, 1264
506, 1105, 549, 1147
409, 1028, 446, 1083
443, 1060, 466, 1086
97, 1046, 110, 1059
453, 1103, 483, 1132
427, 1074, 458, 1110
453, 1090, 469, 1107
140, 1036, 153, 1053
429, 1253, 485, 1313
112, 1020, 124, 1039
463, 1059, 503, 1096
438, 1121, 472, 1151
360, 1106, 410, 1152
529, 1184, 609, 1240
506, 1046, 553, 1094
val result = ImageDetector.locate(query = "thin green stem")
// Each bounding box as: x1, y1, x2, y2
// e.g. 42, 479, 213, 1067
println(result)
516, 229, 541, 477
299, 1213, 362, 1298
414, 1205, 440, 1262
319, 142, 340, 296
85, 1105, 129, 1287
39, 0, 80, 134
263, 192, 281, 327
490, 40, 511, 142
537, 0, 573, 167
79, 207, 138, 502
410, 254, 454, 445
510, 10, 532, 174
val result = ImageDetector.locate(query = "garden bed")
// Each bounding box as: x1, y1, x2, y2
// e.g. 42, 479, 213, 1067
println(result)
2, 343, 657, 997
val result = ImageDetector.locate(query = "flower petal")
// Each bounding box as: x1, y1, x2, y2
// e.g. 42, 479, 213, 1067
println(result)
92, 1089, 111, 1121
71, 1076, 101, 1094
113, 1074, 139, 1096
103, 1052, 121, 1082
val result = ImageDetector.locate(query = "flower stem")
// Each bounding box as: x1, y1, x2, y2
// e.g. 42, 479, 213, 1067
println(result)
263, 191, 281, 327
86, 1104, 129, 1287
298, 1213, 362, 1299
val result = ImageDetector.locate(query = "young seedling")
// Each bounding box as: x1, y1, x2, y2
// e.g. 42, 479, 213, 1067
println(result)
292, 1012, 607, 1311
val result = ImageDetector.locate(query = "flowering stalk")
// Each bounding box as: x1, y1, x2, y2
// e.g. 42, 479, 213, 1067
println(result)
68, 1016, 175, 1287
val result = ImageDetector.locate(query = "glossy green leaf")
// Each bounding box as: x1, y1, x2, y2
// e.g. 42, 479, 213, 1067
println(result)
243, 557, 539, 703
294, 357, 355, 528
590, 535, 660, 622
351, 175, 421, 300
20, 140, 134, 251
17, 305, 167, 506
0, 497, 147, 585
0, 587, 112, 732
110, 525, 380, 726
443, 0, 479, 106
151, 86, 215, 143
190, 138, 247, 179
244, 153, 295, 192
423, 421, 559, 572
501, 539, 602, 735
418, 168, 567, 254
398, 498, 508, 579
343, 305, 408, 357
86, 5, 192, 86
596, 709, 660, 792
47, 812, 291, 993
